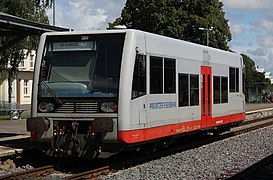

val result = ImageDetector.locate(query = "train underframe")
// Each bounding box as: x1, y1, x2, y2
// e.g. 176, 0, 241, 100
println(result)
27, 116, 244, 158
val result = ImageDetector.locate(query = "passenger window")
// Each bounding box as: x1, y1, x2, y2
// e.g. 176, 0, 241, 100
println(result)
132, 54, 146, 99
190, 74, 199, 106
164, 58, 176, 93
213, 76, 220, 104
229, 67, 235, 92
179, 74, 189, 106
221, 77, 228, 103
213, 76, 228, 104
229, 67, 239, 93
236, 68, 239, 92
150, 56, 163, 94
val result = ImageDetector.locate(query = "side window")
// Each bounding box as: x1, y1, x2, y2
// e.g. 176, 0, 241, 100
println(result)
150, 56, 163, 94
179, 73, 199, 107
229, 67, 239, 93
132, 54, 146, 99
221, 77, 228, 103
179, 74, 189, 107
213, 76, 228, 104
229, 67, 235, 92
164, 58, 176, 93
213, 76, 220, 104
190, 74, 199, 106
236, 68, 239, 92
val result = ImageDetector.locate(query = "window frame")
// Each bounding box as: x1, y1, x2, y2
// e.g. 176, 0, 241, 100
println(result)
150, 56, 163, 94
131, 54, 147, 99
164, 58, 176, 94
229, 67, 239, 93
23, 80, 29, 95
178, 73, 189, 107
190, 74, 199, 106
213, 76, 221, 104
213, 75, 228, 104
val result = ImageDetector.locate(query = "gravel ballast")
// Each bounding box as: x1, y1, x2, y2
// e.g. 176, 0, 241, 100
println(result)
99, 126, 273, 180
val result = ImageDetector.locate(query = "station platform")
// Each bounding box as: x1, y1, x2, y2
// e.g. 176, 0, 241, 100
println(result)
0, 103, 272, 159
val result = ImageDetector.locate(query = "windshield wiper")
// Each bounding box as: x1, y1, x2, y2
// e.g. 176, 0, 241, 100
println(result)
41, 80, 62, 104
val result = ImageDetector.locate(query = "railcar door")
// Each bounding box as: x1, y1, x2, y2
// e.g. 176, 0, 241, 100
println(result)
201, 66, 212, 128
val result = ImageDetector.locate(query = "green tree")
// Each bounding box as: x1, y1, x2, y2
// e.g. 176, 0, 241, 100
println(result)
109, 0, 231, 50
181, 0, 231, 50
0, 0, 49, 102
242, 54, 268, 102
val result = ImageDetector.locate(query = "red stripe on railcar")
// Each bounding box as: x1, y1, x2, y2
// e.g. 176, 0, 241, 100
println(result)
118, 113, 245, 143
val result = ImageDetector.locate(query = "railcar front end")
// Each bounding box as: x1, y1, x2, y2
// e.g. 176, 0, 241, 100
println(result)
27, 32, 128, 157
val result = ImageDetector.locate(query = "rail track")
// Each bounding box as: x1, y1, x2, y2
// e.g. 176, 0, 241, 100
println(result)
63, 115, 273, 179
0, 165, 54, 180
1, 114, 273, 179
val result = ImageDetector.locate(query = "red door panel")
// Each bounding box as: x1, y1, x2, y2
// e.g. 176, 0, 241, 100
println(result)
201, 66, 212, 128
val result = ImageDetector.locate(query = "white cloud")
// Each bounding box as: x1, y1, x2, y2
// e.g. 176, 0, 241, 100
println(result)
257, 36, 273, 48
48, 0, 125, 31
230, 24, 245, 37
246, 48, 267, 56
221, 0, 273, 10
239, 47, 273, 74
250, 18, 273, 34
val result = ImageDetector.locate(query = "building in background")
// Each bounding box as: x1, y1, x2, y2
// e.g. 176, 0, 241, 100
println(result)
0, 50, 35, 105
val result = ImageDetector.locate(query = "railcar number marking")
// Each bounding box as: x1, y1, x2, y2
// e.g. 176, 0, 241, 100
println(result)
216, 120, 223, 124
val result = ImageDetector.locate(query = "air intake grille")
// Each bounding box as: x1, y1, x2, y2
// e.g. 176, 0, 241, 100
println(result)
55, 102, 98, 113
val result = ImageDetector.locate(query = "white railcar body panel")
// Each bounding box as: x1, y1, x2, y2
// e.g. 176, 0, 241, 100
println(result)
118, 29, 244, 132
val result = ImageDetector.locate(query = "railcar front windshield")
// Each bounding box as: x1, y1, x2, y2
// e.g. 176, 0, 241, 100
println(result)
39, 33, 125, 98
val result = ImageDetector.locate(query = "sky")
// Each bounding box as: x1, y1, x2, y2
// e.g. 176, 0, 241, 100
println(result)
47, 0, 273, 75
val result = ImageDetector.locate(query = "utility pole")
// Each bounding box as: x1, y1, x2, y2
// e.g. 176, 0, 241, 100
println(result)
52, 0, 55, 26
199, 27, 213, 46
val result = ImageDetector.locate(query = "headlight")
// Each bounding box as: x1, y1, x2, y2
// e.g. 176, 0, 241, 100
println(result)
38, 102, 54, 112
100, 102, 117, 113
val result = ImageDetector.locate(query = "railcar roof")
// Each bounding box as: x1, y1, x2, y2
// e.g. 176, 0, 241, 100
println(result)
43, 29, 241, 65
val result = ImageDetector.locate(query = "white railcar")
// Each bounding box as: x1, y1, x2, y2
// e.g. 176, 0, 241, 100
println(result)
27, 29, 245, 157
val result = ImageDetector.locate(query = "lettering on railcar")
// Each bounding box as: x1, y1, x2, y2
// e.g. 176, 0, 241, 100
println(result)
149, 101, 177, 110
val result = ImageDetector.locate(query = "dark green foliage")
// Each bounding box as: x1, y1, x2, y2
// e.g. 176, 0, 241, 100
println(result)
0, 0, 49, 26
242, 54, 269, 102
0, 0, 49, 102
109, 0, 231, 50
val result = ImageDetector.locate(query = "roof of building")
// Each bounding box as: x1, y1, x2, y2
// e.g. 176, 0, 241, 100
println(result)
0, 12, 71, 52
0, 12, 70, 36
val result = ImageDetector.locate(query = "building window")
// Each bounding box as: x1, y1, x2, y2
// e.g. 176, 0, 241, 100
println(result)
229, 67, 239, 93
24, 80, 28, 95
20, 59, 25, 68
164, 58, 176, 93
150, 56, 163, 94
30, 55, 34, 68
132, 54, 146, 99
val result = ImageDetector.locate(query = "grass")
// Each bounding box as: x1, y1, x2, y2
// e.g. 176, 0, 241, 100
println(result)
0, 115, 10, 120
0, 114, 30, 120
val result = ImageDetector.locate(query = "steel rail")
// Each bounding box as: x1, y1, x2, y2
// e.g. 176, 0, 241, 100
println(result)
0, 165, 54, 180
